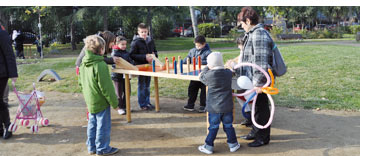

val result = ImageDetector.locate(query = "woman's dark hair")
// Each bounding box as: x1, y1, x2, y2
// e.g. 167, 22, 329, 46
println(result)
237, 7, 259, 25
97, 31, 116, 53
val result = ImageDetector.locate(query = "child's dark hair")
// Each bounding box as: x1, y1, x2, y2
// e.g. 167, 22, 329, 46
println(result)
116, 36, 127, 44
137, 23, 149, 29
194, 35, 206, 44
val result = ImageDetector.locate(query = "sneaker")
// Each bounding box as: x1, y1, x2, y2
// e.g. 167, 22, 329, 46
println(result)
147, 104, 155, 109
117, 109, 126, 115
198, 106, 206, 113
198, 145, 213, 154
96, 147, 119, 156
88, 151, 96, 155
183, 105, 194, 112
230, 143, 241, 152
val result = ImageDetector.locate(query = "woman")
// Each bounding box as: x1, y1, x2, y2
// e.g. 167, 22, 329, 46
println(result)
228, 6, 273, 147
75, 31, 117, 67
0, 25, 18, 139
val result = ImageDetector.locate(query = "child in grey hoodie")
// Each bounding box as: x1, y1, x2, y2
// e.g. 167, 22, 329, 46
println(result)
198, 52, 240, 154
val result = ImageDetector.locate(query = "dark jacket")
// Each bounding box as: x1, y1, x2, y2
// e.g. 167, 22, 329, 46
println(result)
130, 35, 158, 65
14, 32, 24, 51
111, 46, 134, 81
0, 29, 18, 78
183, 44, 211, 65
199, 67, 233, 113
75, 46, 114, 67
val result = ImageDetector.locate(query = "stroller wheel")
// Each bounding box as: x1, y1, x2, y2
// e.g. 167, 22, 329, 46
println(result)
20, 119, 30, 127
31, 125, 39, 133
8, 123, 18, 132
39, 118, 49, 126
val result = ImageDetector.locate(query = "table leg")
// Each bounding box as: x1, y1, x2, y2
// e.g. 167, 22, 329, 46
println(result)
154, 77, 160, 112
206, 86, 209, 134
125, 74, 131, 123
232, 90, 235, 122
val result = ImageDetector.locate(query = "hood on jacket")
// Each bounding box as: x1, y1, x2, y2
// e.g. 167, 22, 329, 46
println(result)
198, 43, 210, 52
246, 23, 264, 34
82, 50, 104, 67
132, 35, 152, 43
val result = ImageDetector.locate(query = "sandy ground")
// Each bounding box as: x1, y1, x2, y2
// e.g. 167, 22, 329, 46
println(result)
0, 92, 359, 156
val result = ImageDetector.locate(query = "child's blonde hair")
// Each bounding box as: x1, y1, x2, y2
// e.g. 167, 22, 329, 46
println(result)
84, 35, 106, 54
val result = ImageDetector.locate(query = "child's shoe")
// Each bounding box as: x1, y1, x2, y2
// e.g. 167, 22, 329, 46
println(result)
88, 151, 96, 155
198, 106, 206, 113
230, 143, 241, 152
198, 144, 213, 154
96, 147, 119, 156
117, 109, 126, 115
183, 105, 194, 112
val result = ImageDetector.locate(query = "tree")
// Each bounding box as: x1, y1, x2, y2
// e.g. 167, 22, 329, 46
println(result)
189, 6, 198, 38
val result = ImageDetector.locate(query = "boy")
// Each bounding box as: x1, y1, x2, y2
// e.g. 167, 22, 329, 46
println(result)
78, 35, 119, 155
111, 36, 134, 115
130, 23, 157, 110
182, 35, 211, 113
198, 52, 240, 154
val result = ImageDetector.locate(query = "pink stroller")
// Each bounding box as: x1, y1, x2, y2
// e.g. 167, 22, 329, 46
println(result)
8, 81, 49, 133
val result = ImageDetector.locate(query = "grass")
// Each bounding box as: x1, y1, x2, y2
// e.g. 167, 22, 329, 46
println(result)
11, 40, 360, 111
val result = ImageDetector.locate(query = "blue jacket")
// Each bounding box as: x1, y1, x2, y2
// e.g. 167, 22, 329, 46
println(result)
183, 44, 211, 65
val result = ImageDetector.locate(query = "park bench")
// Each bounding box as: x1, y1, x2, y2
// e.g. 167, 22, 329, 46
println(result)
276, 34, 303, 40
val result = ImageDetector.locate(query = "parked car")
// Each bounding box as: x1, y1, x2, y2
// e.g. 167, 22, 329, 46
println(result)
181, 26, 193, 37
314, 24, 327, 31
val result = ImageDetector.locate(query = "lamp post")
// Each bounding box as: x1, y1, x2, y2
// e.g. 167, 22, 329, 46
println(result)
38, 12, 43, 59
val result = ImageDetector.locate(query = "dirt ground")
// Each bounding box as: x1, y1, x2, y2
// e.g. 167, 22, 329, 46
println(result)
0, 92, 360, 156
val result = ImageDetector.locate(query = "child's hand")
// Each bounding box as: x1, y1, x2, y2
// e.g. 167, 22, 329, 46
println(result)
146, 54, 153, 63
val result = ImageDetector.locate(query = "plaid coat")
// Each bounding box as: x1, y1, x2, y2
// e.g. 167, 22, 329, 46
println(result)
239, 24, 273, 87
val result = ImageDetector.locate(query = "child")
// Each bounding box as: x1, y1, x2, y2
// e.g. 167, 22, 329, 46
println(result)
182, 35, 211, 113
130, 23, 157, 110
111, 36, 134, 115
198, 52, 240, 154
78, 35, 119, 155
33, 36, 42, 57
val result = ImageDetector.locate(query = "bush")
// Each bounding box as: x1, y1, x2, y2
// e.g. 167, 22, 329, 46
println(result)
152, 17, 173, 40
349, 25, 360, 34
270, 26, 283, 40
227, 28, 243, 42
297, 29, 308, 39
198, 23, 220, 38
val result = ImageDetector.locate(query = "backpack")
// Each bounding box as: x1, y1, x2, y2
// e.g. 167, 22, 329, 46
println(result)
264, 30, 287, 77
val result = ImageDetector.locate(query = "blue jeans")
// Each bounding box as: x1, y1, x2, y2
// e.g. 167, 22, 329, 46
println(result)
137, 76, 151, 108
205, 112, 238, 150
86, 107, 112, 153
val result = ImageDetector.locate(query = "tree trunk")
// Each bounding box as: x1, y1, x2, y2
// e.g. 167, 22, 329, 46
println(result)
103, 7, 108, 31
189, 6, 199, 38
70, 16, 76, 51
0, 11, 9, 31
147, 7, 153, 38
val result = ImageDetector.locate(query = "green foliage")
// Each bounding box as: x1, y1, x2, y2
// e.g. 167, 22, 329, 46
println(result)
227, 28, 242, 42
270, 26, 283, 40
152, 16, 173, 40
349, 25, 360, 34
198, 23, 220, 38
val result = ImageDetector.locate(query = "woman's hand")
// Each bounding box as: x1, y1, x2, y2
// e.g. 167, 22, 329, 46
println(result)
254, 87, 263, 94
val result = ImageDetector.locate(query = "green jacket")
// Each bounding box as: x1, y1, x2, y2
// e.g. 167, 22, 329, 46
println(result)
78, 50, 118, 114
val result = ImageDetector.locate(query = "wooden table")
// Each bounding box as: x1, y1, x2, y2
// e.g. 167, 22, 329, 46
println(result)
112, 68, 201, 123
